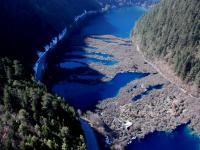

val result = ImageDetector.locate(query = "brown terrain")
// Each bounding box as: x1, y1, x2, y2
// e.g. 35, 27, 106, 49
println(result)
79, 34, 200, 149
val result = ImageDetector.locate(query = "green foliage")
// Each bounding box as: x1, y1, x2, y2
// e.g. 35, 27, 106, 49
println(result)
0, 58, 86, 150
133, 0, 200, 86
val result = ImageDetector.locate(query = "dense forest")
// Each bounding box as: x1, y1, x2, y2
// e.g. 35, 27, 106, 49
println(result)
133, 0, 200, 87
0, 58, 85, 150
0, 1, 101, 149
0, 0, 100, 70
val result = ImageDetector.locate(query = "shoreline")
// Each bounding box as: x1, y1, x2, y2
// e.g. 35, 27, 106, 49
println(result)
33, 2, 157, 82
35, 3, 198, 149
34, 9, 103, 81
134, 40, 200, 99
79, 35, 200, 149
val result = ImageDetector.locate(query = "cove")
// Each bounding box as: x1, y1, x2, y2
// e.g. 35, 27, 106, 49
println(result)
133, 84, 163, 101
49, 6, 148, 112
52, 72, 149, 111
44, 5, 200, 150
126, 124, 200, 150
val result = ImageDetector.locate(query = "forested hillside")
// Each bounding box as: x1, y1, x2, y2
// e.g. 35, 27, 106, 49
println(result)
0, 0, 100, 70
133, 0, 200, 88
0, 58, 85, 150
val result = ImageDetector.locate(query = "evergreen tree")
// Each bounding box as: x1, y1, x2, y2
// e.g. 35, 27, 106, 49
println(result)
3, 86, 11, 111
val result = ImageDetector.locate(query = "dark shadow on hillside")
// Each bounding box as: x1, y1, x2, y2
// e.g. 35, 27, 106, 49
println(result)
74, 14, 118, 37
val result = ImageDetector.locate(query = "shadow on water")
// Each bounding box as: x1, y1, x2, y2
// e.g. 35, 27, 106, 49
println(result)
81, 7, 147, 38
42, 6, 149, 150
43, 6, 200, 150
52, 71, 149, 111
43, 29, 151, 149
82, 15, 118, 36
44, 7, 149, 111
44, 6, 148, 110
44, 33, 149, 111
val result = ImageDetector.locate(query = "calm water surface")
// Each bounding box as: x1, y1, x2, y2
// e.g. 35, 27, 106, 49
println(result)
126, 125, 200, 150
48, 6, 200, 150
82, 6, 146, 38
51, 6, 148, 111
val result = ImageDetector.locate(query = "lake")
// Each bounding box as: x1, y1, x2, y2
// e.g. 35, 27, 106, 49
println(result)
46, 6, 200, 150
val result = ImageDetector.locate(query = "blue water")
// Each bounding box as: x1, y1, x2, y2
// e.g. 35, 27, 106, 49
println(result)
80, 119, 99, 150
75, 75, 103, 80
126, 124, 200, 150
133, 84, 163, 101
65, 51, 113, 58
82, 6, 146, 38
63, 57, 118, 66
59, 61, 87, 69
47, 6, 200, 150
53, 72, 149, 111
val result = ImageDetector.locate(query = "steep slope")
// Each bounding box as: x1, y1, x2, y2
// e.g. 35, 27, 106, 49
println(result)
0, 0, 100, 70
133, 0, 200, 95
0, 58, 86, 149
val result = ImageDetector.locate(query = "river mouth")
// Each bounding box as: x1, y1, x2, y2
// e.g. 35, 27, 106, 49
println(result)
44, 6, 200, 150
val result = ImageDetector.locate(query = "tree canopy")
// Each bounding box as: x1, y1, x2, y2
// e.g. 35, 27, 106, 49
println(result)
0, 58, 86, 150
133, 0, 200, 87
